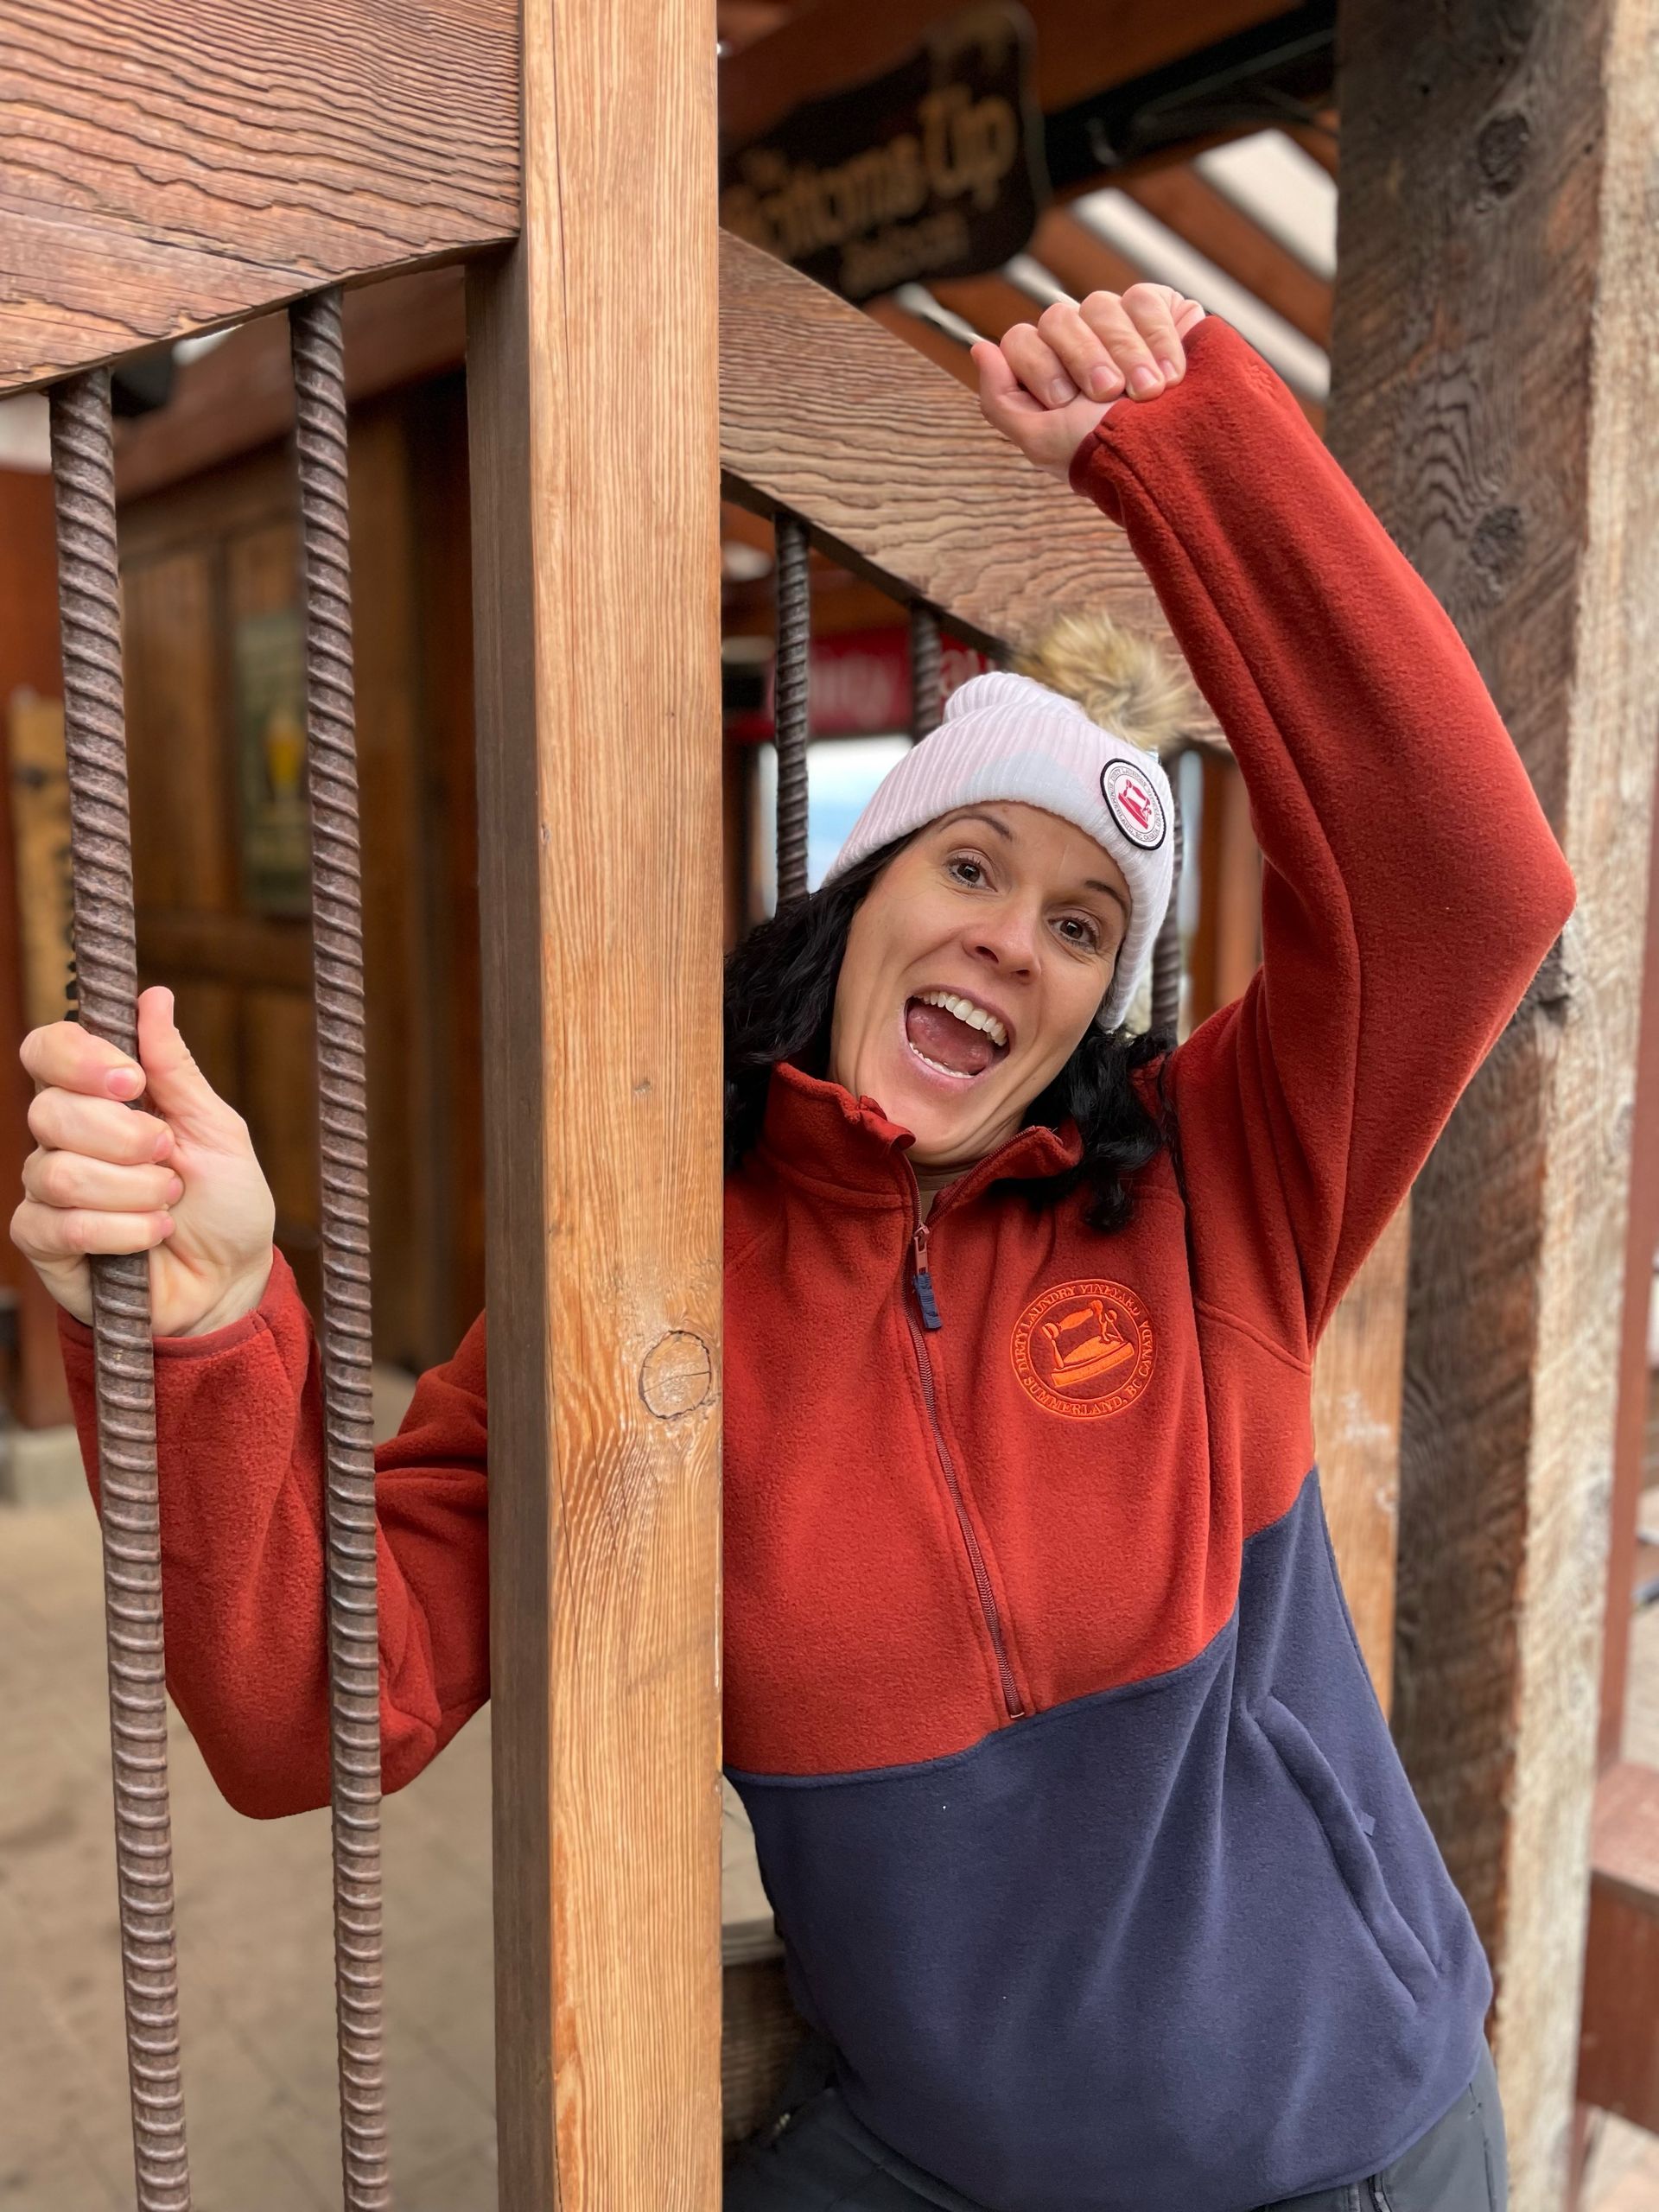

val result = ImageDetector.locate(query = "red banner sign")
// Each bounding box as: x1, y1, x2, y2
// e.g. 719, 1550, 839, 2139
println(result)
727, 625, 993, 741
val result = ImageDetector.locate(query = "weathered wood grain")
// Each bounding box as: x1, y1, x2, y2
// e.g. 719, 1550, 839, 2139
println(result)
0, 0, 515, 390
861, 298, 979, 388
465, 0, 724, 2200
721, 231, 1223, 741
1331, 4, 1659, 2206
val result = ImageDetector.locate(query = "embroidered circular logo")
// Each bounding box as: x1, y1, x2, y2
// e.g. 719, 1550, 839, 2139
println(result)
1100, 759, 1166, 850
1011, 1279, 1154, 1421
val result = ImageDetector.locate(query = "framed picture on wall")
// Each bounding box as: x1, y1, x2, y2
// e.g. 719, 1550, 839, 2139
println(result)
232, 605, 309, 916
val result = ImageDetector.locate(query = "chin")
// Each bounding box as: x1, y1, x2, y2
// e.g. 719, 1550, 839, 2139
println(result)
859, 1020, 1014, 1155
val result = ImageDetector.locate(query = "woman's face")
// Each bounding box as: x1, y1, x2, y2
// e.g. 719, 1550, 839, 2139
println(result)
828, 802, 1131, 1174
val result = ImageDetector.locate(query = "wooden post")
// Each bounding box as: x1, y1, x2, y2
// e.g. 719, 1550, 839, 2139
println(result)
1330, 3, 1659, 2205
463, 0, 724, 2201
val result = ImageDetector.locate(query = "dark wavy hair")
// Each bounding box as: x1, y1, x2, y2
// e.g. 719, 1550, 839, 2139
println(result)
724, 833, 1174, 1234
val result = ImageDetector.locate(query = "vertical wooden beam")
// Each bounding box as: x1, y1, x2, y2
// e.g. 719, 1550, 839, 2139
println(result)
1330, 5, 1659, 2208
1595, 772, 1659, 1768
463, 0, 724, 2199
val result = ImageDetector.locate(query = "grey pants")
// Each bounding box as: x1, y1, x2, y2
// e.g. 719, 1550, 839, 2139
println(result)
725, 2038, 1508, 2212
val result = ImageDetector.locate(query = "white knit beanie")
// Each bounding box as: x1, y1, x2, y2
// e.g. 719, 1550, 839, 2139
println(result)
821, 670, 1176, 1031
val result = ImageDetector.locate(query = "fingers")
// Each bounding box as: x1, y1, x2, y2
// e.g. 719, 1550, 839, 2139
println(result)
1034, 302, 1127, 404
10, 1194, 176, 1263
973, 335, 1066, 444
1000, 322, 1079, 410
982, 284, 1205, 433
135, 986, 237, 1141
20, 1017, 146, 1103
28, 1085, 173, 1165
1077, 287, 1180, 397
1173, 296, 1207, 339
1115, 283, 1190, 379
21, 1145, 182, 1216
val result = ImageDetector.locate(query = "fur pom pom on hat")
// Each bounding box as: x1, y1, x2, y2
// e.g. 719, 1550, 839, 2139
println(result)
822, 614, 1198, 1031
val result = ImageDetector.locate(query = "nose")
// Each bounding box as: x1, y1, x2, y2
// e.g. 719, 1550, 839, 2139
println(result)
964, 900, 1040, 976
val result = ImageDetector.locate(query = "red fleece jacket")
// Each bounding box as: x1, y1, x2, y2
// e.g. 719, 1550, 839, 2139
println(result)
58, 315, 1576, 1819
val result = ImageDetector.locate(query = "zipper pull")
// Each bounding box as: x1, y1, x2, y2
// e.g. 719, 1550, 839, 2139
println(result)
912, 1223, 943, 1331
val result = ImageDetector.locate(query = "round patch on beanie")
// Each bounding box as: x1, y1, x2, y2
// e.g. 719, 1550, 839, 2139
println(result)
1100, 758, 1167, 850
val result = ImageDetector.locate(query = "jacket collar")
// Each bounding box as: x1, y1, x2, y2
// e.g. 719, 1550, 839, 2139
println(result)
756, 1059, 1084, 1215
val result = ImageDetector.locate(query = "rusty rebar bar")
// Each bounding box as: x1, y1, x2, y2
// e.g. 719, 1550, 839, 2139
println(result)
1148, 758, 1185, 1037
289, 288, 391, 2212
773, 511, 810, 907
909, 602, 942, 742
49, 369, 192, 2212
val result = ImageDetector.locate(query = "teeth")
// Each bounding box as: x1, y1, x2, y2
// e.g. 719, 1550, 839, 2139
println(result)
917, 988, 1008, 1051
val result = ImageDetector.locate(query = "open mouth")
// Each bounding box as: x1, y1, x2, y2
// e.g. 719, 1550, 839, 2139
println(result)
902, 988, 1012, 1082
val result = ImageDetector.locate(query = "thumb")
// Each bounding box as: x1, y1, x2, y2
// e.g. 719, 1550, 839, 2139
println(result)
136, 986, 236, 1141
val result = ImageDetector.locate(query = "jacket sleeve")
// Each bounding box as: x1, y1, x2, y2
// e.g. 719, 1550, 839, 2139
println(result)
57, 1244, 489, 1819
1071, 314, 1576, 1359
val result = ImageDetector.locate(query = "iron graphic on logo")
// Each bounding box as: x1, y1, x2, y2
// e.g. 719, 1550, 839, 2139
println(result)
1011, 1279, 1154, 1421
1101, 759, 1166, 850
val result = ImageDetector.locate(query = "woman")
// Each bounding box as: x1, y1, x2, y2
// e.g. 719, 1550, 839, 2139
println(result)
15, 285, 1571, 2212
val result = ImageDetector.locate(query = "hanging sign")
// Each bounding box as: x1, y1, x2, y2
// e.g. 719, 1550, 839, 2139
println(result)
720, 4, 1048, 304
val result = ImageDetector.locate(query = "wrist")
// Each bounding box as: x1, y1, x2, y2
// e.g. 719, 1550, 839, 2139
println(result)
172, 1249, 276, 1339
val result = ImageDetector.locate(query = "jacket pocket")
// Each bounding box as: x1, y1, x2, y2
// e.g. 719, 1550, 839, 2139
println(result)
1253, 1691, 1440, 2005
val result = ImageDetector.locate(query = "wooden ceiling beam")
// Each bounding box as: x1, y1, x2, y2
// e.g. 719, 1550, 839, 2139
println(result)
1286, 110, 1340, 178
1027, 210, 1144, 302
1014, 209, 1327, 439
925, 274, 1052, 341
720, 0, 1291, 149
1122, 167, 1332, 346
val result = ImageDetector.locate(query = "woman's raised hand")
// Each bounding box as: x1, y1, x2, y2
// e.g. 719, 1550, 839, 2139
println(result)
972, 282, 1207, 480
11, 984, 276, 1336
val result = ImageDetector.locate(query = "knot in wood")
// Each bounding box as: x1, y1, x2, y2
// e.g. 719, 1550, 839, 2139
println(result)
1476, 111, 1531, 199
639, 1330, 714, 1419
1469, 504, 1525, 602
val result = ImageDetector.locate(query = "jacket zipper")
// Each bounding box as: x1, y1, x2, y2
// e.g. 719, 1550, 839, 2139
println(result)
901, 1181, 1026, 1722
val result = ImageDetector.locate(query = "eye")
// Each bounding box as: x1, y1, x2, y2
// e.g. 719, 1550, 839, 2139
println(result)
1053, 912, 1105, 952
945, 850, 990, 887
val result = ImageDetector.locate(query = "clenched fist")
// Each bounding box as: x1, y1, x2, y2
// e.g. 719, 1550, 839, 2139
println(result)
12, 985, 276, 1337
972, 282, 1207, 479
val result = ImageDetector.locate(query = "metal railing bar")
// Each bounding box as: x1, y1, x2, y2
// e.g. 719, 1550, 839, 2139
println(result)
1148, 754, 1185, 1037
289, 286, 391, 2212
49, 365, 193, 2212
909, 602, 942, 742
773, 511, 810, 908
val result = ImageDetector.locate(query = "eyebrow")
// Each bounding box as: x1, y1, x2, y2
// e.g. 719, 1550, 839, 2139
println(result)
944, 809, 1131, 920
